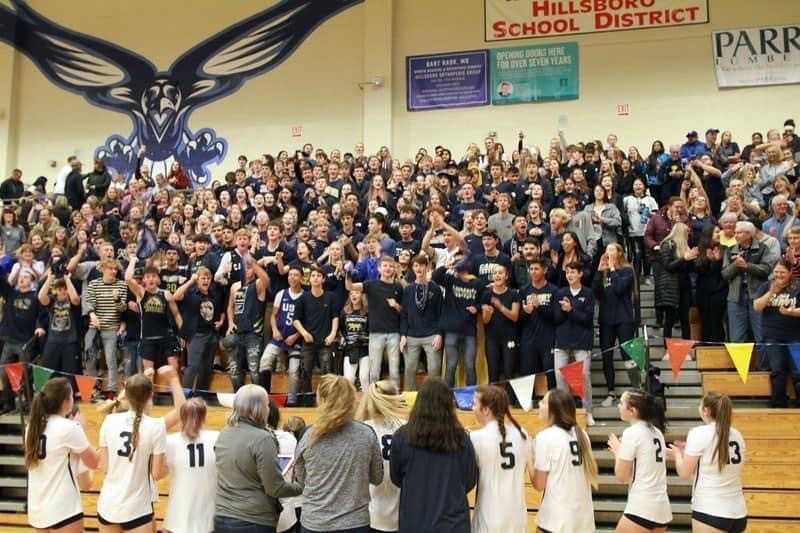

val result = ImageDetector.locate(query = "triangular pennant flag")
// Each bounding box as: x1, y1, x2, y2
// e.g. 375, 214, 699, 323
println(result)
402, 391, 418, 410
183, 388, 193, 399
509, 374, 536, 411
74, 375, 98, 402
32, 365, 54, 393
560, 361, 585, 399
666, 338, 696, 378
725, 343, 754, 384
790, 344, 800, 374
217, 392, 235, 408
453, 386, 476, 410
621, 337, 648, 370
271, 393, 287, 408
4, 362, 25, 393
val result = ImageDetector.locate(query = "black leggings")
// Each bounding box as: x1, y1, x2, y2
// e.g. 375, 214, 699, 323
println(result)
627, 236, 650, 278
660, 290, 690, 343
485, 334, 516, 384
599, 322, 636, 392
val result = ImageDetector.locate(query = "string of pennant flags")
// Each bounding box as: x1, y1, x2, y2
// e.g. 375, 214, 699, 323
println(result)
0, 336, 792, 412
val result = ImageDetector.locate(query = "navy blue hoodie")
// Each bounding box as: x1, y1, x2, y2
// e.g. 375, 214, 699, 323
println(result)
432, 267, 485, 337
592, 267, 635, 326
553, 285, 595, 350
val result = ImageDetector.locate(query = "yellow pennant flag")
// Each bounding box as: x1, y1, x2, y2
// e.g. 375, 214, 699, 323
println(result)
725, 343, 754, 384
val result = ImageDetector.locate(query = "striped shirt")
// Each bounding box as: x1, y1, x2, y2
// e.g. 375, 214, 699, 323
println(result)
86, 278, 128, 330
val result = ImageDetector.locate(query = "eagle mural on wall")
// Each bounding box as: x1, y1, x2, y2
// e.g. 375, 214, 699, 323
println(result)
0, 0, 363, 185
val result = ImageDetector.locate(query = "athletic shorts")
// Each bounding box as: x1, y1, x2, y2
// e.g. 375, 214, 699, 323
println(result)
692, 511, 747, 533
98, 512, 154, 531
624, 513, 669, 530
140, 338, 179, 363
42, 512, 83, 530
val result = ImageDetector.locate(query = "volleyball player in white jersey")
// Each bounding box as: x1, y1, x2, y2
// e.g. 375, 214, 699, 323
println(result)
608, 390, 672, 532
267, 398, 301, 533
470, 384, 533, 533
97, 367, 184, 532
533, 389, 598, 533
669, 392, 747, 533
25, 377, 99, 532
355, 379, 406, 533
164, 398, 218, 533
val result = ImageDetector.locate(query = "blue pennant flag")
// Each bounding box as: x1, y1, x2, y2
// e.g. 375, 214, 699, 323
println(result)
453, 386, 477, 411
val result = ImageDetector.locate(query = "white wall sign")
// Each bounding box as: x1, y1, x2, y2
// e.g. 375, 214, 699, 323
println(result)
713, 24, 800, 88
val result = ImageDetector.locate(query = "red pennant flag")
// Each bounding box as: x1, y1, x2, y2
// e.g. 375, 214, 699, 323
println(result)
271, 393, 287, 408
4, 362, 25, 393
560, 360, 585, 399
74, 375, 98, 402
666, 338, 696, 378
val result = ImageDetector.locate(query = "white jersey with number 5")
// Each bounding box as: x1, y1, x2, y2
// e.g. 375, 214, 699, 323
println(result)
534, 425, 595, 533
164, 430, 219, 533
470, 420, 531, 533
97, 412, 167, 523
364, 418, 405, 533
618, 421, 672, 524
26, 416, 90, 529
685, 423, 747, 518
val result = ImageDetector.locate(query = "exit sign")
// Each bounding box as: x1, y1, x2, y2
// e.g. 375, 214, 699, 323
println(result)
290, 125, 303, 137
616, 104, 630, 116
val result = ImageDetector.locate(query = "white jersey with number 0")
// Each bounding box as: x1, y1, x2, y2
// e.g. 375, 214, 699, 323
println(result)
470, 420, 531, 533
26, 416, 90, 529
164, 430, 219, 533
365, 418, 405, 533
685, 423, 747, 518
534, 425, 595, 533
618, 421, 673, 524
97, 412, 167, 523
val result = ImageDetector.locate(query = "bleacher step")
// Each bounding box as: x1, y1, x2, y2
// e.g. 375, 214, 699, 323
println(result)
0, 477, 26, 488
0, 501, 25, 513
0, 456, 23, 467
0, 435, 23, 446
592, 404, 701, 420
590, 359, 696, 371
593, 385, 703, 398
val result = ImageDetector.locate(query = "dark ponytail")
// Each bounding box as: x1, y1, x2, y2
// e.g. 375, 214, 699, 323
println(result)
475, 385, 526, 445
25, 378, 72, 468
703, 392, 733, 471
624, 391, 667, 433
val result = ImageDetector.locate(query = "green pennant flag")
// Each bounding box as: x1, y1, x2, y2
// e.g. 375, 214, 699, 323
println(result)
32, 365, 54, 393
621, 337, 648, 371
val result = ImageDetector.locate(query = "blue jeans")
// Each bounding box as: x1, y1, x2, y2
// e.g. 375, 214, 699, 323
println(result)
727, 298, 766, 369
763, 339, 800, 407
214, 515, 276, 533
301, 526, 369, 533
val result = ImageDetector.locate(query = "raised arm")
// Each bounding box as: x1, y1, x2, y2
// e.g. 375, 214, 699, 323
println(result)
172, 274, 197, 302
124, 253, 145, 300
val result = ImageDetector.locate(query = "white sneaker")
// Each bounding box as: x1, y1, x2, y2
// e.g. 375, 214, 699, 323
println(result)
624, 360, 638, 369
586, 414, 596, 426
601, 394, 615, 407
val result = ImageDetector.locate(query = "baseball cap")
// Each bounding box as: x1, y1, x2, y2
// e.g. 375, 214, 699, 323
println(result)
705, 128, 719, 135
686, 131, 698, 138
454, 259, 472, 273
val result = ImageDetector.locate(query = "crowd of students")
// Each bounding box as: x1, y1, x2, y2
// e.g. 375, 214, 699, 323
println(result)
26, 371, 747, 533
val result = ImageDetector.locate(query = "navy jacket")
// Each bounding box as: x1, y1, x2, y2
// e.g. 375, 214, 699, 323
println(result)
432, 267, 484, 337
592, 267, 635, 326
553, 286, 595, 350
400, 281, 444, 338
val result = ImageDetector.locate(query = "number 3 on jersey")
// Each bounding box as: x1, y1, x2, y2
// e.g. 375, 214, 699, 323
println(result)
117, 431, 133, 457
500, 442, 516, 470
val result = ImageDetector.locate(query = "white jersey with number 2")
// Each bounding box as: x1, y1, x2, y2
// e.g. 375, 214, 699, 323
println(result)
470, 420, 531, 533
26, 416, 90, 529
534, 425, 596, 533
164, 430, 219, 533
618, 421, 673, 525
97, 411, 167, 523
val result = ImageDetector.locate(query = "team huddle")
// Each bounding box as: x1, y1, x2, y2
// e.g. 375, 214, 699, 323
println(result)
24, 366, 746, 533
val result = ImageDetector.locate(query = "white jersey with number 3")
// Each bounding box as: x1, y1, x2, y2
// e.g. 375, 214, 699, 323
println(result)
470, 420, 531, 533
365, 418, 405, 533
97, 412, 167, 523
534, 425, 596, 533
618, 421, 672, 525
164, 430, 219, 533
685, 423, 747, 518
26, 416, 90, 529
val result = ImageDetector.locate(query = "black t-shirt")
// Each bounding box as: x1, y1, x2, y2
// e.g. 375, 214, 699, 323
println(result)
160, 266, 188, 294
293, 290, 337, 342
481, 287, 519, 341
184, 287, 223, 336
755, 282, 800, 340
256, 241, 296, 298
47, 299, 80, 344
363, 279, 402, 333
471, 252, 514, 286
518, 282, 557, 344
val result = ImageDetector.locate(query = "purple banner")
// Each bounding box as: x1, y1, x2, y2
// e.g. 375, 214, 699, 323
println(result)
406, 50, 489, 111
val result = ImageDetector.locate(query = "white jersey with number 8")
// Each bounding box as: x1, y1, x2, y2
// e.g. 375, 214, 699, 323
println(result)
534, 425, 595, 533
26, 416, 90, 529
164, 430, 219, 533
618, 421, 672, 525
365, 418, 405, 533
470, 420, 531, 533
97, 412, 166, 523
685, 423, 747, 518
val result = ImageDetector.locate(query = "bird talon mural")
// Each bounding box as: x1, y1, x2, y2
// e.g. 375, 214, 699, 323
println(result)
0, 0, 363, 186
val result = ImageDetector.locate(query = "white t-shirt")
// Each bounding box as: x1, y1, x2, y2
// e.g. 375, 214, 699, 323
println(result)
470, 420, 531, 533
164, 430, 219, 533
26, 416, 90, 529
623, 195, 659, 237
618, 421, 673, 524
364, 418, 405, 533
685, 423, 747, 518
97, 412, 167, 523
534, 425, 596, 533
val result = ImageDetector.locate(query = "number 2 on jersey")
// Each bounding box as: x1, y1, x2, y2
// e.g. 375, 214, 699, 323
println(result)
187, 442, 205, 467
500, 442, 516, 470
653, 438, 663, 463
